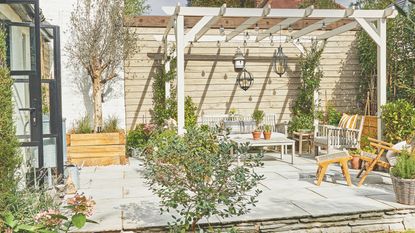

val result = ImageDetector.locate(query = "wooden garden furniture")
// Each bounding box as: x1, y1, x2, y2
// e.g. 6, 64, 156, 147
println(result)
357, 137, 401, 187
314, 114, 365, 156
315, 151, 352, 186
293, 131, 314, 155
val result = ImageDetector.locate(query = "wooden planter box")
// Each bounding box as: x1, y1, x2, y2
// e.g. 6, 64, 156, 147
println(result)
66, 132, 127, 166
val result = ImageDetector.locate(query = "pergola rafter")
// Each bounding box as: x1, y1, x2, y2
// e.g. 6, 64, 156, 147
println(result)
157, 5, 398, 138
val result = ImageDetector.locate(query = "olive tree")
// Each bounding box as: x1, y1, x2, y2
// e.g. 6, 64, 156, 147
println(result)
66, 0, 147, 131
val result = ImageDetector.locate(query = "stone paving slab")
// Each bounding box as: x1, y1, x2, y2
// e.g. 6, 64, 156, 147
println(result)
72, 155, 415, 232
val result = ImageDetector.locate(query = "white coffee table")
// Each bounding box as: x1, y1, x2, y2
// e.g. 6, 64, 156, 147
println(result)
230, 136, 296, 164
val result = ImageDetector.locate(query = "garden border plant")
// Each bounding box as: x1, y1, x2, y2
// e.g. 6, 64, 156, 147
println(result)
143, 126, 264, 232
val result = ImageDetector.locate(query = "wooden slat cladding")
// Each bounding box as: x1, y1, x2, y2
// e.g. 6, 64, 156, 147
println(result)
124, 28, 361, 131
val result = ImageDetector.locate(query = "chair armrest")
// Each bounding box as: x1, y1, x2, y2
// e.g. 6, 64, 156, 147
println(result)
275, 121, 288, 136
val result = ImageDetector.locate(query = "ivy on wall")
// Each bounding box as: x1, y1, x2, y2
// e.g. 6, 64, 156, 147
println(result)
288, 42, 325, 133
151, 58, 197, 128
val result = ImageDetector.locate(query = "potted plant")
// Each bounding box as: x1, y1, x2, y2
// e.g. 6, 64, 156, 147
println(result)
252, 109, 264, 140
263, 125, 272, 140
391, 149, 415, 205
348, 149, 361, 169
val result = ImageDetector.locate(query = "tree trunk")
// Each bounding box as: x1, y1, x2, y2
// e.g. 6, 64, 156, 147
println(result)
92, 77, 103, 132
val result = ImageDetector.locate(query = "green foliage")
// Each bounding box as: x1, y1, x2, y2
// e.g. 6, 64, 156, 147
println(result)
298, 0, 341, 9
1, 188, 58, 231
391, 150, 415, 179
264, 124, 271, 132
1, 193, 96, 233
288, 113, 314, 133
126, 123, 156, 155
72, 115, 93, 134
124, 0, 149, 16
251, 109, 265, 127
102, 116, 121, 133
317, 104, 342, 125
381, 99, 415, 143
188, 0, 255, 7
356, 0, 415, 108
0, 26, 21, 221
143, 127, 264, 232
152, 59, 198, 128
289, 42, 325, 133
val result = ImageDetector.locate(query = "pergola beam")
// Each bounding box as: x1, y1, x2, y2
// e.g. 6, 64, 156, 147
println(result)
163, 3, 180, 43
226, 4, 271, 42
192, 4, 226, 42
256, 6, 313, 42
291, 18, 340, 39
316, 21, 358, 40
162, 7, 397, 19
355, 18, 381, 45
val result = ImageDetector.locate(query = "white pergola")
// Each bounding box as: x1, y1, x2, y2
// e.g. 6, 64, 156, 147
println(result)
157, 4, 397, 138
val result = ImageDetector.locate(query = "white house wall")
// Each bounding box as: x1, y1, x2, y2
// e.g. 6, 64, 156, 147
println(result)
40, 0, 126, 131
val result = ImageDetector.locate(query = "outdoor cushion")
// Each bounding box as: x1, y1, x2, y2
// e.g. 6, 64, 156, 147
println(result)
385, 141, 412, 166
316, 151, 349, 163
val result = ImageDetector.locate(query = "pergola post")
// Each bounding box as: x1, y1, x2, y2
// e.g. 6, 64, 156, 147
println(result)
377, 18, 387, 140
175, 15, 185, 135
164, 61, 171, 98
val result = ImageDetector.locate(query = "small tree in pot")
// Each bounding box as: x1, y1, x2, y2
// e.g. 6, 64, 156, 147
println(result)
251, 109, 264, 140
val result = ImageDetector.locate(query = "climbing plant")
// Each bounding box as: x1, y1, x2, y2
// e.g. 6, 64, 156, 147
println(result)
151, 58, 197, 128
356, 0, 415, 112
289, 42, 325, 133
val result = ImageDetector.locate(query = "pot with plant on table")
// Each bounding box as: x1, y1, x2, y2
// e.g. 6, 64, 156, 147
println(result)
263, 124, 272, 140
251, 109, 264, 140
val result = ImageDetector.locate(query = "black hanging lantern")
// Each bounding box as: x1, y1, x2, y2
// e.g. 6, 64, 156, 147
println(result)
233, 47, 245, 72
237, 69, 254, 91
273, 45, 288, 77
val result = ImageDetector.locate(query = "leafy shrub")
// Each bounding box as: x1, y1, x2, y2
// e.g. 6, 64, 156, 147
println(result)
143, 127, 264, 232
391, 150, 415, 179
381, 99, 415, 143
252, 109, 264, 127
72, 115, 93, 134
0, 26, 21, 221
126, 123, 156, 155
326, 106, 342, 125
102, 116, 121, 133
2, 193, 96, 232
288, 113, 314, 133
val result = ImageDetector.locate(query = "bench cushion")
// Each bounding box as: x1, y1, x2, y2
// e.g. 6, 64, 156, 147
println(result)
316, 151, 350, 163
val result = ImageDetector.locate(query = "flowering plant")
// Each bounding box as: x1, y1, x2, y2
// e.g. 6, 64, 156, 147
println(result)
2, 193, 96, 233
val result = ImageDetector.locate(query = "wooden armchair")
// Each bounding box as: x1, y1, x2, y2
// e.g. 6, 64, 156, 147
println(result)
314, 114, 365, 156
357, 137, 401, 186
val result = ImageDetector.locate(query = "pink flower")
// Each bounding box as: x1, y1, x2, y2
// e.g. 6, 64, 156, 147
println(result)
34, 209, 63, 228
66, 194, 96, 217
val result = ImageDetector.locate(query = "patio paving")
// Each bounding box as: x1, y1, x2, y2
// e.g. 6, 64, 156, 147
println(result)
72, 154, 415, 232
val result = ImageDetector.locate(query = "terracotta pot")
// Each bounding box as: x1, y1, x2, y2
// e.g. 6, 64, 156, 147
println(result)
351, 156, 360, 169
252, 131, 261, 140
263, 131, 271, 140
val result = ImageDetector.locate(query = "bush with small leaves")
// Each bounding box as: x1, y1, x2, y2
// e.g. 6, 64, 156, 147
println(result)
143, 127, 264, 232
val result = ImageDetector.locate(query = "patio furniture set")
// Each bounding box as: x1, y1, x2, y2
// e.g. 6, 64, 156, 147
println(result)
201, 113, 408, 187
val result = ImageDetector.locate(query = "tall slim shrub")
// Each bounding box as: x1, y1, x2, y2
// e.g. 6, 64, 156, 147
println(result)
0, 27, 21, 215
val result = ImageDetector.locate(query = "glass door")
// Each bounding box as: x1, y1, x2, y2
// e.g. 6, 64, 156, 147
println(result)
6, 22, 63, 186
